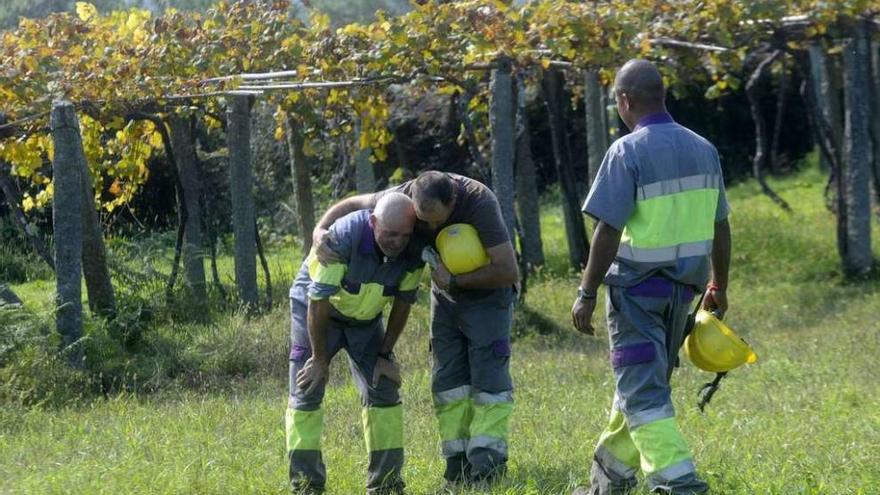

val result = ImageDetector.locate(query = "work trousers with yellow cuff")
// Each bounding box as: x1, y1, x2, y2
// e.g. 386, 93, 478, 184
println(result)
590, 280, 709, 495
286, 298, 404, 494
430, 286, 514, 482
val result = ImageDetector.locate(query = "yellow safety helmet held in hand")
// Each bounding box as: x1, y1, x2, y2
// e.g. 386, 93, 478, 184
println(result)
435, 224, 490, 275
683, 310, 758, 373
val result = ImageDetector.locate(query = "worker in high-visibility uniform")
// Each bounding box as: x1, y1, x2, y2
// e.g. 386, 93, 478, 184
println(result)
286, 192, 425, 494
311, 171, 519, 485
571, 59, 732, 495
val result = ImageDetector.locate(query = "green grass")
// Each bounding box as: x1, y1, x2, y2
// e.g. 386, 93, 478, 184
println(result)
2, 156, 880, 494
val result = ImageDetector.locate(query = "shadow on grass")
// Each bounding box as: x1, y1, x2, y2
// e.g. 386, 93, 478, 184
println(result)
424, 462, 584, 494
513, 303, 567, 340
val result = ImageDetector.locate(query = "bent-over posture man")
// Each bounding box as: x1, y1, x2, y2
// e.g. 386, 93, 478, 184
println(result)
286, 192, 425, 494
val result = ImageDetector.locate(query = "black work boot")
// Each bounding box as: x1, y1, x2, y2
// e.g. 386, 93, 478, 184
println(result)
467, 462, 508, 487
442, 454, 471, 484
588, 455, 637, 495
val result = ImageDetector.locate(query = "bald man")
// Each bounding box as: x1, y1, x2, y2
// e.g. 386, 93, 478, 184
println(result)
571, 59, 730, 494
285, 192, 426, 494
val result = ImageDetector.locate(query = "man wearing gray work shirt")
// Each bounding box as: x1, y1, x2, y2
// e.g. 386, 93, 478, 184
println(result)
287, 193, 425, 494
312, 171, 519, 486
571, 59, 732, 495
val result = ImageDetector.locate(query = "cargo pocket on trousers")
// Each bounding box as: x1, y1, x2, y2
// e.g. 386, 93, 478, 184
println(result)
290, 344, 310, 362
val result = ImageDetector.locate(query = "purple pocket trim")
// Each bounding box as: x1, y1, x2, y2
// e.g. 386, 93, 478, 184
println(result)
290, 344, 309, 361
681, 287, 695, 302
626, 278, 673, 298
627, 277, 695, 302
492, 339, 511, 358
611, 342, 656, 369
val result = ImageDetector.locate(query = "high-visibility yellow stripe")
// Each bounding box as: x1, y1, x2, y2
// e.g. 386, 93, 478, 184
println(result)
307, 253, 346, 291
596, 407, 640, 469
362, 405, 404, 452
435, 396, 472, 442
630, 417, 693, 474
399, 267, 424, 292
329, 282, 392, 321
286, 407, 323, 452
623, 188, 719, 249
469, 401, 512, 441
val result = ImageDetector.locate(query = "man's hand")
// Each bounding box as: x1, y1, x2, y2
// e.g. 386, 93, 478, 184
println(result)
701, 286, 728, 319
571, 297, 596, 335
372, 357, 401, 387
296, 357, 329, 395
312, 228, 343, 265
431, 263, 453, 291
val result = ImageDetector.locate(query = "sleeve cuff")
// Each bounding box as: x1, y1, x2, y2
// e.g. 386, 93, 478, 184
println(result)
395, 290, 418, 304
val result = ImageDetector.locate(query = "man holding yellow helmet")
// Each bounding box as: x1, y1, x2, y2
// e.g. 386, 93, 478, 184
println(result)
313, 171, 519, 485
571, 59, 733, 495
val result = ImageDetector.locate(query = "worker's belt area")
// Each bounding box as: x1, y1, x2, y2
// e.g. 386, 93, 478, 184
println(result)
328, 305, 381, 327
625, 276, 696, 301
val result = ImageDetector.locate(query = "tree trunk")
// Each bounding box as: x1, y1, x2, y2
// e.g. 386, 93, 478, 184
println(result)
490, 57, 517, 241
50, 101, 84, 367
169, 114, 207, 300
455, 89, 491, 183
808, 41, 844, 174
601, 84, 612, 150
255, 219, 272, 308
124, 112, 188, 301
514, 73, 544, 270
869, 40, 880, 209
770, 57, 788, 173
541, 68, 589, 270
745, 51, 791, 211
227, 95, 258, 308
0, 162, 54, 271
841, 24, 874, 276
78, 146, 116, 318
584, 69, 607, 187
799, 44, 847, 260
287, 114, 316, 259
354, 117, 376, 194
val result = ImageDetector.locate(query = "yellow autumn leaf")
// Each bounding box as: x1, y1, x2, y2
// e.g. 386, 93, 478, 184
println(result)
76, 2, 98, 22
109, 180, 122, 197
541, 58, 551, 69
149, 131, 164, 150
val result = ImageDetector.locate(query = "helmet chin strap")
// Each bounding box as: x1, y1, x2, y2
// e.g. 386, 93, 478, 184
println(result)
697, 372, 728, 413
683, 289, 728, 413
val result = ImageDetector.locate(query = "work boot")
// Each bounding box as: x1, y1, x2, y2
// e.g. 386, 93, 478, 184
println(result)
589, 455, 637, 495
367, 483, 405, 495
290, 479, 325, 495
442, 455, 471, 483
467, 462, 508, 486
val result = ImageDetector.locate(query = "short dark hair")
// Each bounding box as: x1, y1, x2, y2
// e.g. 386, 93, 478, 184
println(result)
412, 171, 454, 206
614, 59, 665, 105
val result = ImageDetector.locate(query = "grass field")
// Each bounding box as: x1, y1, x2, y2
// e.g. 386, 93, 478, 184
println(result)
2, 159, 880, 494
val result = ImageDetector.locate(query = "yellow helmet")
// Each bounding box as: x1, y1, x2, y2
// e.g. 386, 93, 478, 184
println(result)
435, 223, 489, 275
683, 310, 758, 373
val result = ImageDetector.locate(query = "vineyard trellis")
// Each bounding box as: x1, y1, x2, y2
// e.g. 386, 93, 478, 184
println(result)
1, 0, 879, 350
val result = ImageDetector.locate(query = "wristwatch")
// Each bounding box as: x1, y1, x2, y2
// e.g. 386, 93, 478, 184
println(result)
378, 351, 396, 362
577, 287, 598, 301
